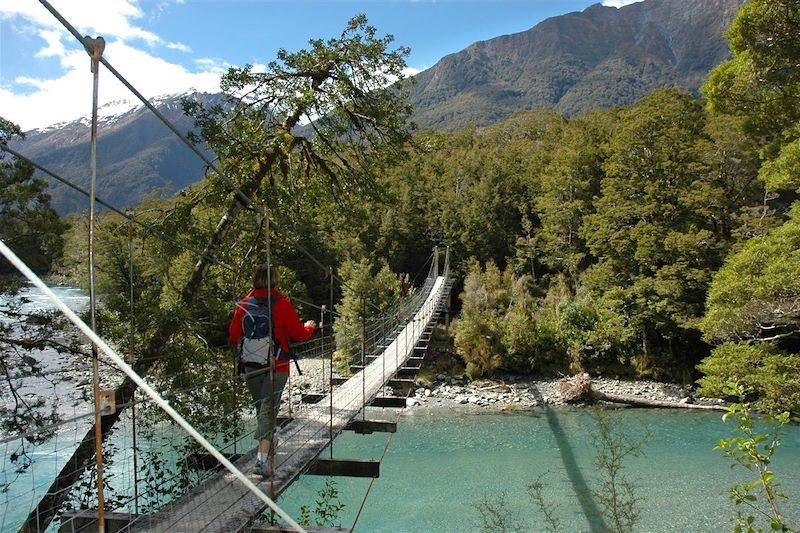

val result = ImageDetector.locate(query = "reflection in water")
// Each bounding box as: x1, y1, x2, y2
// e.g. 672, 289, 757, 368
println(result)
529, 384, 607, 532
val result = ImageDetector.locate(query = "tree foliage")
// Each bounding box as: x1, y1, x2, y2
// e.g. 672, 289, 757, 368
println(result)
701, 207, 800, 344
183, 14, 412, 201
0, 118, 78, 490
0, 117, 67, 280
716, 385, 796, 532
333, 257, 401, 363
698, 0, 800, 413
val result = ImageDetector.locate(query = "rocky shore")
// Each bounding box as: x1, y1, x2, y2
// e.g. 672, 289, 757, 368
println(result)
288, 357, 726, 411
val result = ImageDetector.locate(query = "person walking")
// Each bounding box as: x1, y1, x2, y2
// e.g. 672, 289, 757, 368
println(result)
229, 264, 315, 474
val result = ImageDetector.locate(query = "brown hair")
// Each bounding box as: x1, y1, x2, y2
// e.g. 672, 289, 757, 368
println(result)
252, 264, 279, 289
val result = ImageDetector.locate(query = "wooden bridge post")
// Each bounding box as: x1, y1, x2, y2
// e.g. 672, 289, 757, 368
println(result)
86, 34, 109, 533
329, 266, 335, 460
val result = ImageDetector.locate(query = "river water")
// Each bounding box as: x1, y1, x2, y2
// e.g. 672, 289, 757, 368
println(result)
278, 406, 800, 532
2, 287, 800, 532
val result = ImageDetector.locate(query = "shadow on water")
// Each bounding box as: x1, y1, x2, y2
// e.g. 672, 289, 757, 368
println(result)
528, 385, 607, 533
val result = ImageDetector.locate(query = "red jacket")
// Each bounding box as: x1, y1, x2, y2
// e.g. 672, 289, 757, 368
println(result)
229, 288, 314, 374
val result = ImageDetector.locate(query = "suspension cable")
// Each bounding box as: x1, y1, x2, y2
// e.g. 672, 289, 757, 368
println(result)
35, 0, 369, 305
0, 239, 307, 532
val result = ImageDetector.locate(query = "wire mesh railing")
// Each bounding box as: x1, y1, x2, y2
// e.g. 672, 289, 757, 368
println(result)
0, 252, 450, 532
127, 273, 449, 532
0, 2, 455, 530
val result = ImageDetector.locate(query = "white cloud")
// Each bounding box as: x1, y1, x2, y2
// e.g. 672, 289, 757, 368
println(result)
0, 1, 223, 130
194, 57, 231, 74
34, 29, 65, 58
166, 41, 191, 53
14, 76, 51, 90
1, 40, 221, 130
601, 0, 645, 7
0, 0, 160, 44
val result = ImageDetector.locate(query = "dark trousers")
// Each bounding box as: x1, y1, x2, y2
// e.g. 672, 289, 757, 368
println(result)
244, 366, 288, 441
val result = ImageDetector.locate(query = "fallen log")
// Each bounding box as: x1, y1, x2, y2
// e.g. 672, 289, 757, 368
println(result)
590, 389, 728, 411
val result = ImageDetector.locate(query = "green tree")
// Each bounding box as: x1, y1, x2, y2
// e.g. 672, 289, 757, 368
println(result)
453, 260, 512, 378
699, 0, 800, 414
581, 88, 728, 376
702, 0, 800, 199
333, 257, 401, 365
0, 118, 67, 281
0, 118, 77, 487
701, 207, 800, 345
533, 111, 612, 279
716, 384, 796, 533
698, 208, 800, 414
701, 114, 777, 246
25, 17, 415, 531
703, 0, 800, 147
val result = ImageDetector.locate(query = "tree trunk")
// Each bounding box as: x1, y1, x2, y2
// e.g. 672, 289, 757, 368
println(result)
590, 389, 728, 411
21, 186, 256, 533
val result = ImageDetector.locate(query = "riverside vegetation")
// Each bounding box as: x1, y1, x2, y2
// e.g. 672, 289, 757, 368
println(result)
0, 0, 798, 530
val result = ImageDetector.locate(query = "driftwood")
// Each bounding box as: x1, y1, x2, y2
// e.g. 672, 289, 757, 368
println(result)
559, 372, 592, 403
589, 389, 728, 411
558, 373, 728, 411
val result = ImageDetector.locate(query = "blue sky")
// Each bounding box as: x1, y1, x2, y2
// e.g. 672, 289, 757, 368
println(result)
0, 0, 643, 130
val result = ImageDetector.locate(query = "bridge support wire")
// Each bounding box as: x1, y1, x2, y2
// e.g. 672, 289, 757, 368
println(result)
0, 240, 307, 533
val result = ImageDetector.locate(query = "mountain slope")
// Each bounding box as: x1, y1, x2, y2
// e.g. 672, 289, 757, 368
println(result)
12, 93, 216, 214
14, 0, 745, 214
409, 0, 744, 130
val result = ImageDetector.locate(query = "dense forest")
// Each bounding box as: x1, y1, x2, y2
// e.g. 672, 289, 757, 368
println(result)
2, 0, 798, 421
0, 2, 798, 530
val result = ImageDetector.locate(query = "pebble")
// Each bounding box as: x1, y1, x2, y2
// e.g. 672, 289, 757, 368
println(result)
288, 357, 722, 412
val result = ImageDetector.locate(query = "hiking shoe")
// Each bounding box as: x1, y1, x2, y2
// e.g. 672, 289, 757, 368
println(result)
255, 457, 269, 476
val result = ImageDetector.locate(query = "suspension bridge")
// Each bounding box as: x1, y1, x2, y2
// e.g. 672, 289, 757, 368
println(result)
2, 239, 453, 533
0, 1, 456, 532
127, 272, 452, 533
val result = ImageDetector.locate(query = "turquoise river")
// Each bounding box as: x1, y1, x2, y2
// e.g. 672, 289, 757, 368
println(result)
2, 286, 799, 532
278, 405, 800, 532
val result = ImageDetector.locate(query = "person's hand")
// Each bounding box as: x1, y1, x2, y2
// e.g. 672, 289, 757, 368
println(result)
304, 319, 316, 329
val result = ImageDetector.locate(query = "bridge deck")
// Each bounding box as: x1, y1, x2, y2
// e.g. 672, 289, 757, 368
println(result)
129, 276, 448, 532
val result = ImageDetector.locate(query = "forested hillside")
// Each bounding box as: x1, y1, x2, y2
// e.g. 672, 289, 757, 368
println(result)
10, 93, 218, 214
17, 0, 745, 217
45, 1, 800, 418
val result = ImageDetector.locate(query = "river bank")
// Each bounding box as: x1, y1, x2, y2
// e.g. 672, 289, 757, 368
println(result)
287, 357, 727, 413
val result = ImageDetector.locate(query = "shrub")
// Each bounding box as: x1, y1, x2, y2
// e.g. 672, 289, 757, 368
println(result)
697, 342, 800, 414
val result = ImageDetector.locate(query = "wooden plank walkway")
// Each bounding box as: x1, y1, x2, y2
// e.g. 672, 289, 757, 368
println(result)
128, 276, 449, 533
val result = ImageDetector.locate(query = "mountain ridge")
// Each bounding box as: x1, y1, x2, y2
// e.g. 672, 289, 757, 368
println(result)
14, 0, 746, 213
408, 0, 744, 130
12, 92, 218, 214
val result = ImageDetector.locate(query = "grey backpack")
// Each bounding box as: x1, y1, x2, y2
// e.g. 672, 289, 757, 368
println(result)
237, 295, 279, 366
